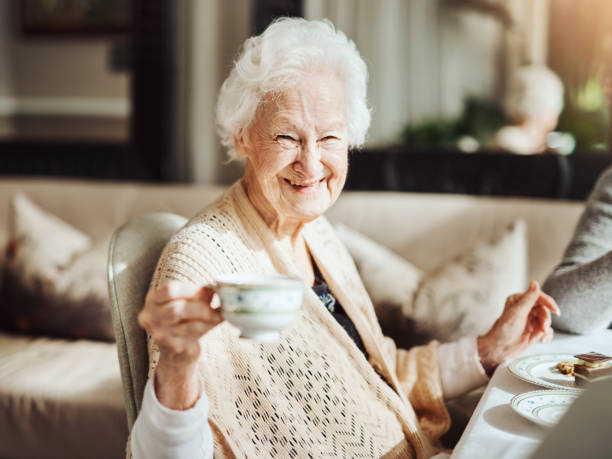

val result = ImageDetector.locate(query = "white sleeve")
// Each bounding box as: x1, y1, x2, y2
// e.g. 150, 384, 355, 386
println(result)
437, 336, 489, 400
130, 377, 214, 459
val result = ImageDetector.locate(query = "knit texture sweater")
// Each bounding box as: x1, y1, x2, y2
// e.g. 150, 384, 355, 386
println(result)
543, 166, 612, 334
147, 182, 450, 458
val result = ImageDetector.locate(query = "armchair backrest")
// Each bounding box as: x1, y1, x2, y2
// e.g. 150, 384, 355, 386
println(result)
107, 212, 187, 429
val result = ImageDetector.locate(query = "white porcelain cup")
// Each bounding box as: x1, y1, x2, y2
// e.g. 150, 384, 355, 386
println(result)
213, 274, 303, 342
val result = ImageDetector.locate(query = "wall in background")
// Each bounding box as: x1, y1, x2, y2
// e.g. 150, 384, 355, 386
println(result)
305, 0, 549, 147
304, 0, 503, 146
0, 1, 129, 141
0, 0, 15, 136
173, 0, 252, 184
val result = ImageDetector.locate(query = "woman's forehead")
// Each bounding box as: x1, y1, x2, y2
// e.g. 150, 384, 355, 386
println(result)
257, 76, 346, 126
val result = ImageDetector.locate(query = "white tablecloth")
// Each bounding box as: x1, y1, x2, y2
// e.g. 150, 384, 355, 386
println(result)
452, 331, 612, 459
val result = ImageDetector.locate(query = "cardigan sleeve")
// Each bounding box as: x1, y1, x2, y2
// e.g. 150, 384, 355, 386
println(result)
132, 218, 232, 459
129, 223, 221, 459
381, 336, 452, 445
130, 378, 214, 459
543, 166, 612, 334
436, 336, 488, 399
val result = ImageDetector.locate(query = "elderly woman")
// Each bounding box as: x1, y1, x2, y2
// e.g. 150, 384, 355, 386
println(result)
492, 65, 567, 154
131, 18, 558, 458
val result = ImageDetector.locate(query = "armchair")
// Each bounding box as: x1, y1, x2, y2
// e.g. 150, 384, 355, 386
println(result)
107, 212, 187, 429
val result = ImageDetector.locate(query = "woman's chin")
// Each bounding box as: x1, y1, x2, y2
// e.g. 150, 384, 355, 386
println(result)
281, 199, 331, 222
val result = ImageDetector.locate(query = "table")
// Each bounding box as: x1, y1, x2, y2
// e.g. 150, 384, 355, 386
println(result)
452, 330, 612, 459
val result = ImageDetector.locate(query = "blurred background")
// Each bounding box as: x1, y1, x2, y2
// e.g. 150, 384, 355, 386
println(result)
0, 0, 611, 199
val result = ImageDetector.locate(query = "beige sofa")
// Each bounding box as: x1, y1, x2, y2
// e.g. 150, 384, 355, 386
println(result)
0, 178, 585, 459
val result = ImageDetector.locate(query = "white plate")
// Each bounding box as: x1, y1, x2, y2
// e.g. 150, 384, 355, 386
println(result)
508, 353, 582, 391
510, 389, 578, 427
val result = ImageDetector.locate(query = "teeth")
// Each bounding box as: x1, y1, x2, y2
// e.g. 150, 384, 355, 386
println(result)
286, 178, 324, 187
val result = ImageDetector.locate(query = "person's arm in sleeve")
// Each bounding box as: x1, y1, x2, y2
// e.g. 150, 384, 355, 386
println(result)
437, 336, 488, 400
433, 281, 559, 400
543, 166, 612, 334
132, 275, 223, 458
130, 377, 214, 459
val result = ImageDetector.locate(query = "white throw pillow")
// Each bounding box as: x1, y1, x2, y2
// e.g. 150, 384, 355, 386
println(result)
335, 220, 528, 344
10, 193, 91, 275
1, 194, 115, 341
335, 223, 423, 314
335, 223, 430, 348
412, 219, 528, 342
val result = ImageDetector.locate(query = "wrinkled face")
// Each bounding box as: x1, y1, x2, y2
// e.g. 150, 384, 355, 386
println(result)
237, 72, 349, 231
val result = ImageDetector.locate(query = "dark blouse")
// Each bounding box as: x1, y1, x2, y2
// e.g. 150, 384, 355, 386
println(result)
312, 263, 367, 357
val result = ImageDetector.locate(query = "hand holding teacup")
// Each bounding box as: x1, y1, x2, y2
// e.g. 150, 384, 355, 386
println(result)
138, 282, 223, 368
138, 274, 302, 409
138, 281, 223, 409
139, 274, 303, 364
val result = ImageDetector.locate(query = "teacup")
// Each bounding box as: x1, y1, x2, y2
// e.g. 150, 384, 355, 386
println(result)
214, 273, 303, 342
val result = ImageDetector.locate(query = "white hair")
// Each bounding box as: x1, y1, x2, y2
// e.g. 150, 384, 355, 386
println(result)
504, 65, 564, 121
216, 17, 371, 160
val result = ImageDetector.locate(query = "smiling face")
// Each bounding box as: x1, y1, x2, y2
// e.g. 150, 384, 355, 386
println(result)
237, 72, 349, 237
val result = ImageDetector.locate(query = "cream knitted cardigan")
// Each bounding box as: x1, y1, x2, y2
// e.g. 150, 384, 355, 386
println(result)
146, 182, 450, 458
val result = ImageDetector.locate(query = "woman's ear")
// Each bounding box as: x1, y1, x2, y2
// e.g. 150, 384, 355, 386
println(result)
234, 131, 250, 159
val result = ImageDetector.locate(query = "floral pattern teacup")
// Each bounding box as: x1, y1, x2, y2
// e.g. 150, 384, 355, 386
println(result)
214, 274, 303, 342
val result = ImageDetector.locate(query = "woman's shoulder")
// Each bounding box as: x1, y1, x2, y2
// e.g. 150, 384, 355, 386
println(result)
179, 196, 237, 238
589, 166, 612, 200
152, 187, 250, 286
172, 184, 245, 242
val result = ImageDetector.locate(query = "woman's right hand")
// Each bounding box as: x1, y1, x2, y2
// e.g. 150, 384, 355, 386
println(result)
138, 281, 223, 409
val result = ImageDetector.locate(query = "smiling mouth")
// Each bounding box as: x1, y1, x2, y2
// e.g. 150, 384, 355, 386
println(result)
283, 177, 326, 188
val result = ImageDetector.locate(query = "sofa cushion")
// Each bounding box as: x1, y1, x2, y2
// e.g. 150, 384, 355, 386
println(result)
335, 223, 430, 347
0, 194, 114, 341
338, 220, 527, 344
411, 219, 527, 341
335, 223, 423, 314
327, 191, 583, 285
0, 332, 127, 459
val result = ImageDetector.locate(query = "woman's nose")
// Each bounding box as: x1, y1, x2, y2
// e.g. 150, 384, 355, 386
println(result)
294, 139, 322, 177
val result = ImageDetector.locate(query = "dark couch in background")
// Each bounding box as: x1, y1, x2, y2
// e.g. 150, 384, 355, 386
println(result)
346, 149, 612, 200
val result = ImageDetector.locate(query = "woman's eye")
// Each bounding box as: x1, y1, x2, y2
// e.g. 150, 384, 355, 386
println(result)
321, 136, 339, 141
276, 135, 296, 142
